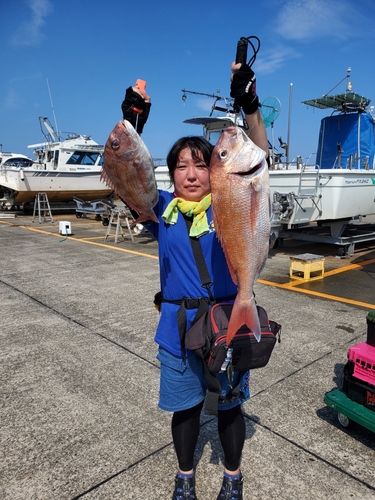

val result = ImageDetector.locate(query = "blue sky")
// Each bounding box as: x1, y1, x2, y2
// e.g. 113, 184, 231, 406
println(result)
1, 0, 375, 164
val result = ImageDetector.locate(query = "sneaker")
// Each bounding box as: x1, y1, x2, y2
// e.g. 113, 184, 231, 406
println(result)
216, 473, 243, 500
172, 474, 198, 499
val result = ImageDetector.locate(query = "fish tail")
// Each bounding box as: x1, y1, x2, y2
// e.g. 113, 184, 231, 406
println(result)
226, 296, 261, 345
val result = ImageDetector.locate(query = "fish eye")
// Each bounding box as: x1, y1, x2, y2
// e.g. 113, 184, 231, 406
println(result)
112, 140, 120, 150
219, 150, 228, 158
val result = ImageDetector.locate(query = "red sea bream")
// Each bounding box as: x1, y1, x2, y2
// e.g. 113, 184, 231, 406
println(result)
209, 126, 270, 345
101, 120, 158, 223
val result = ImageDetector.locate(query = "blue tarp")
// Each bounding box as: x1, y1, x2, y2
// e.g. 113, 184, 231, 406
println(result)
316, 112, 375, 169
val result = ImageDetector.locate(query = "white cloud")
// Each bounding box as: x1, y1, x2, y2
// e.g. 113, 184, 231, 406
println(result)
10, 0, 53, 46
256, 46, 301, 75
273, 0, 370, 41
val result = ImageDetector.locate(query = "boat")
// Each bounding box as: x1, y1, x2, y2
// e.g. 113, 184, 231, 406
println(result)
154, 76, 375, 255
0, 117, 112, 210
269, 85, 375, 247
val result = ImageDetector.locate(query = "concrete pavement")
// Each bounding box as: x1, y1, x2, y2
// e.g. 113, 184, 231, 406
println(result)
1, 213, 375, 499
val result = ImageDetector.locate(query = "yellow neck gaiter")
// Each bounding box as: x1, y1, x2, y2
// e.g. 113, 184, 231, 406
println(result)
162, 194, 212, 238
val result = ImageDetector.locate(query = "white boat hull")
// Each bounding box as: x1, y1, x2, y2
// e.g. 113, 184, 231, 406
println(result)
0, 168, 112, 205
154, 165, 375, 223
269, 168, 375, 225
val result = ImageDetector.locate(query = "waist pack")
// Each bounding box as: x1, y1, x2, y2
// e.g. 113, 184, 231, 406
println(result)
185, 302, 281, 373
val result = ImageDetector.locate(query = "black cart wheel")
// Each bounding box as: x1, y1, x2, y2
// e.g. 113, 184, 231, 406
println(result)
76, 213, 82, 218
102, 218, 109, 226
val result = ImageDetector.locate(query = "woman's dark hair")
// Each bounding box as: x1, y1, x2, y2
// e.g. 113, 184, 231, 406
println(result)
166, 136, 214, 184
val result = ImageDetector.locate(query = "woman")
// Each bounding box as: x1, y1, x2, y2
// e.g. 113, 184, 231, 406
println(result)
145, 63, 268, 500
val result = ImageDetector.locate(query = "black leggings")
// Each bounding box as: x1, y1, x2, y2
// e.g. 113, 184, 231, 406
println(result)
171, 402, 246, 472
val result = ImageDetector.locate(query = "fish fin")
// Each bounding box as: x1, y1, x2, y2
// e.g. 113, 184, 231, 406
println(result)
100, 169, 115, 190
211, 207, 238, 285
224, 251, 238, 285
101, 169, 130, 202
134, 212, 159, 224
226, 296, 261, 345
255, 254, 268, 282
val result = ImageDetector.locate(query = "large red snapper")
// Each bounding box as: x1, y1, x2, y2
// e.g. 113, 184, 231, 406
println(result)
209, 126, 270, 345
101, 120, 158, 224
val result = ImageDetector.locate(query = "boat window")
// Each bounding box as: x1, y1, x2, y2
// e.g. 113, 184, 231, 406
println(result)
208, 131, 222, 145
98, 155, 104, 166
3, 157, 33, 168
67, 152, 100, 165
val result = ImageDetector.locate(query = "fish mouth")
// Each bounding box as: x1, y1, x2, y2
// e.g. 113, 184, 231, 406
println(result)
232, 161, 264, 177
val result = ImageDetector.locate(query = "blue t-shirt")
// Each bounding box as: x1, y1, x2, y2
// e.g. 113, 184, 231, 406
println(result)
147, 190, 238, 356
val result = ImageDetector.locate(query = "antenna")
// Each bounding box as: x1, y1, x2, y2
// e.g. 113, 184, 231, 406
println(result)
323, 68, 352, 97
46, 78, 60, 140
346, 67, 352, 92
261, 97, 281, 167
181, 89, 234, 115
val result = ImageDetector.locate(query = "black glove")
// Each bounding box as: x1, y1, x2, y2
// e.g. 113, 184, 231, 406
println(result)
230, 64, 259, 115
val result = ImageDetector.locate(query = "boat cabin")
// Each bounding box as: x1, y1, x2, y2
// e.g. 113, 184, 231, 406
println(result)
303, 91, 375, 170
28, 137, 104, 171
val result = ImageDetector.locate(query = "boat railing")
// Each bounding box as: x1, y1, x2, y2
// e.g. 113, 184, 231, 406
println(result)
66, 143, 104, 152
29, 142, 103, 153
153, 158, 167, 167
345, 153, 371, 170
57, 144, 103, 153
269, 160, 317, 171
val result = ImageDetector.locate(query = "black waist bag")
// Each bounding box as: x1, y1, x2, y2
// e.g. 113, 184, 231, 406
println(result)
185, 302, 281, 373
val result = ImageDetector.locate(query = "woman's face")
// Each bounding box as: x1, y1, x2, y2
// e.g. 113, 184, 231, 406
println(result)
173, 147, 211, 202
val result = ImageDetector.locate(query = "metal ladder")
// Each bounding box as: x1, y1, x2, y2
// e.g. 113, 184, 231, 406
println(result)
104, 206, 134, 243
293, 167, 322, 216
32, 192, 53, 223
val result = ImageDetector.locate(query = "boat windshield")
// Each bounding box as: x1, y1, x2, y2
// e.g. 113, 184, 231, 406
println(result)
2, 157, 34, 168
208, 130, 222, 145
67, 151, 100, 166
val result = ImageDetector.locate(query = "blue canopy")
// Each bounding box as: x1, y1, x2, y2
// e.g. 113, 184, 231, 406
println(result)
316, 112, 375, 169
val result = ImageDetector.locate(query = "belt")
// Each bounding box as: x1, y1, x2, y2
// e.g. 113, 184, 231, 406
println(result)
154, 292, 236, 355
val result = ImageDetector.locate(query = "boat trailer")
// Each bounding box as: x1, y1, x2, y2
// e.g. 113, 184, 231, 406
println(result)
274, 216, 375, 257
73, 197, 112, 225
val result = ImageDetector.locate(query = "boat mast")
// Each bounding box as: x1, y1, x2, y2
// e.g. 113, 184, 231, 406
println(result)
46, 78, 60, 141
286, 83, 293, 169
